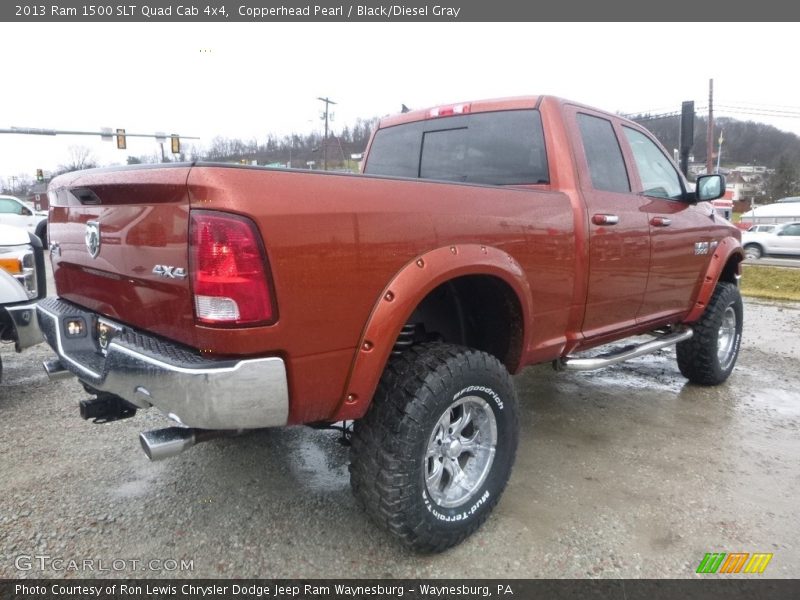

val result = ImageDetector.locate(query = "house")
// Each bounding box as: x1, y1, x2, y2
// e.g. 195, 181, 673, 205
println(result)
26, 182, 49, 211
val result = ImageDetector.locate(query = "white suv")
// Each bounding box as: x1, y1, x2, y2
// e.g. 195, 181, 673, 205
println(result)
742, 221, 800, 258
0, 194, 48, 245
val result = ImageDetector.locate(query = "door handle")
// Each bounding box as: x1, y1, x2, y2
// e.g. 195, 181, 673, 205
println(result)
650, 216, 672, 227
592, 214, 619, 226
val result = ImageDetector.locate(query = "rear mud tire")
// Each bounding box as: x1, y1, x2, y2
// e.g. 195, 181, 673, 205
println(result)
677, 282, 743, 385
349, 343, 519, 553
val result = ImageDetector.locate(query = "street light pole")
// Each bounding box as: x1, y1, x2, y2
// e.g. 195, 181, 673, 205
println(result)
317, 96, 337, 171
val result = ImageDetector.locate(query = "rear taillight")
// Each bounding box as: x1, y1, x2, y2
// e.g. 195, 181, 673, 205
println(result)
189, 211, 275, 326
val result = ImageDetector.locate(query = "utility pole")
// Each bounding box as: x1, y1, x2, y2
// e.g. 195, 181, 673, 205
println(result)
706, 78, 714, 175
317, 96, 337, 171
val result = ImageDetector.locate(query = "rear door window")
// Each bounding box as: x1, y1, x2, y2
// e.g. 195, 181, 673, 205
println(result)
365, 110, 548, 186
576, 113, 630, 193
362, 121, 422, 178
781, 223, 800, 236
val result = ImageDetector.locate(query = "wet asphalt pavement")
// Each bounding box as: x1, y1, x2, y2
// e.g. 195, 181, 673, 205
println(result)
1, 264, 798, 578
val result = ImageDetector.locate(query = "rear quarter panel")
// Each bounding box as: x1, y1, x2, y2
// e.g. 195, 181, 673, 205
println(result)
187, 166, 577, 423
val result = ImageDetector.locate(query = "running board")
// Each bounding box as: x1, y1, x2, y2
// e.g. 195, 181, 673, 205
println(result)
556, 328, 693, 372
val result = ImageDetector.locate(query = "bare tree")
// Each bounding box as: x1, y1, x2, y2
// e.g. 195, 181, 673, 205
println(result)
2, 173, 35, 195
58, 145, 98, 174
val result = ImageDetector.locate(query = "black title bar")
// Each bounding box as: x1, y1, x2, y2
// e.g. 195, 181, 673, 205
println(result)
4, 0, 800, 21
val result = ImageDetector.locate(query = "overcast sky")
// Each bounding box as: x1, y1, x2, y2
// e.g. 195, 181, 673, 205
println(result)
3, 22, 800, 186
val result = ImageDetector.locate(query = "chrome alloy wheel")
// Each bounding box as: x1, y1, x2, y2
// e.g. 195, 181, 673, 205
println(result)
425, 396, 498, 508
717, 305, 738, 371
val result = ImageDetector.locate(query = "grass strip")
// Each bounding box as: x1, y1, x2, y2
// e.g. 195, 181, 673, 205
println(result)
740, 265, 800, 302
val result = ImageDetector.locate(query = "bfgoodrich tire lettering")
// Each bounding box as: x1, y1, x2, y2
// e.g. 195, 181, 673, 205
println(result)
677, 282, 743, 385
349, 343, 519, 553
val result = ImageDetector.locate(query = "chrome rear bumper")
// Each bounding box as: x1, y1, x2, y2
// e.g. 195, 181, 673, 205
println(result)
5, 302, 43, 351
36, 297, 288, 430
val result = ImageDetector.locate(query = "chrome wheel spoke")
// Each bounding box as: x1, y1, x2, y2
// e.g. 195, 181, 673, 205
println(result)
427, 429, 444, 457
451, 405, 474, 437
459, 431, 484, 454
444, 456, 466, 484
426, 458, 445, 493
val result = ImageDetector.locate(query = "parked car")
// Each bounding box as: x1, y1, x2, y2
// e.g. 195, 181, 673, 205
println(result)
0, 224, 45, 380
0, 194, 48, 245
742, 221, 800, 258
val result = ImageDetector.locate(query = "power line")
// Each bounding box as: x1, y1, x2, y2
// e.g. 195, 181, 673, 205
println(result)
714, 106, 800, 119
628, 112, 681, 122
619, 106, 678, 118
717, 100, 800, 112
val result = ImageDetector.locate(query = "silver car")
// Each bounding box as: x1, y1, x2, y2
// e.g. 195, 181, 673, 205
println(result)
742, 221, 800, 258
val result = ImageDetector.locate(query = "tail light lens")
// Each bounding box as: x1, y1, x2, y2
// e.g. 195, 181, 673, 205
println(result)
190, 211, 275, 326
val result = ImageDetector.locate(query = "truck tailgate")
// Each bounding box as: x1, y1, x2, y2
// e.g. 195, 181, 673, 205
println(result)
47, 166, 194, 344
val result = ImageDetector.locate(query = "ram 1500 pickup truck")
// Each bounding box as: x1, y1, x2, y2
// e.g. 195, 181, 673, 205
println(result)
38, 96, 743, 552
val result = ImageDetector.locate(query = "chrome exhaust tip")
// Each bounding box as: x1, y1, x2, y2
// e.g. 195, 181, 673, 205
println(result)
42, 358, 74, 381
139, 427, 197, 461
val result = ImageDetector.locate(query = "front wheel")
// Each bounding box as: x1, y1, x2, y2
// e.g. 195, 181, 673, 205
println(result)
677, 282, 743, 385
744, 244, 762, 259
349, 343, 519, 553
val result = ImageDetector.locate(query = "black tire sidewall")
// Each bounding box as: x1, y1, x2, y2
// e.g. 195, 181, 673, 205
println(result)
415, 365, 517, 533
36, 222, 47, 246
677, 282, 744, 386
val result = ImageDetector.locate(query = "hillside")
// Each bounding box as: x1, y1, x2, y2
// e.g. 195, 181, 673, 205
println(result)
635, 114, 800, 168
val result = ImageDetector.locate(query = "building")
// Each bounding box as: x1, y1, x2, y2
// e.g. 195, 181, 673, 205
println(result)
739, 201, 800, 225
26, 182, 49, 211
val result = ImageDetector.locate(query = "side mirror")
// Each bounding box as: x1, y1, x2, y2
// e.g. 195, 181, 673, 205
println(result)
695, 174, 726, 202
20, 206, 32, 216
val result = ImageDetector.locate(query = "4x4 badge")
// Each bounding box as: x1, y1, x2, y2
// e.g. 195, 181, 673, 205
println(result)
85, 221, 101, 258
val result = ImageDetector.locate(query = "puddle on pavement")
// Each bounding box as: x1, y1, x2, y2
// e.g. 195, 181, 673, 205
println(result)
285, 430, 349, 492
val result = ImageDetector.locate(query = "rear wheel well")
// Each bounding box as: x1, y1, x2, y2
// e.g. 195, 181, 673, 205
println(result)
396, 275, 524, 372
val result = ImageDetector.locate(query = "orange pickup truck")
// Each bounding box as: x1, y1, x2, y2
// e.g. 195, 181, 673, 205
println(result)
38, 96, 743, 552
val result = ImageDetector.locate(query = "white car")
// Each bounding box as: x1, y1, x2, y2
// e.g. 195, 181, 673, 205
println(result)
0, 223, 45, 379
0, 194, 48, 245
742, 221, 800, 259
